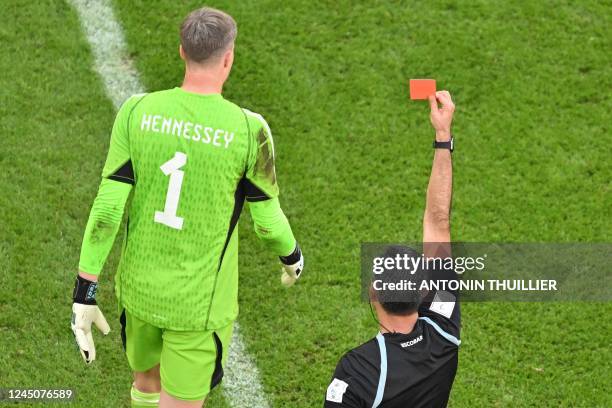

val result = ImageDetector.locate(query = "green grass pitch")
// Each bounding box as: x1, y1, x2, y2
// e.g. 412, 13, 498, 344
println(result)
1, 0, 610, 407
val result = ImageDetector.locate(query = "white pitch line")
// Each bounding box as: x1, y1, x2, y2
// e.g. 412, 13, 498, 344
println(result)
224, 324, 271, 408
68, 0, 141, 110
69, 1, 270, 407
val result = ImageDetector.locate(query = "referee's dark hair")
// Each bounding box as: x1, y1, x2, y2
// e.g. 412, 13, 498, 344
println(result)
370, 245, 426, 316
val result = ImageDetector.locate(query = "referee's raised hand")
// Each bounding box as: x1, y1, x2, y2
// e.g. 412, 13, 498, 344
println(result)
428, 91, 455, 141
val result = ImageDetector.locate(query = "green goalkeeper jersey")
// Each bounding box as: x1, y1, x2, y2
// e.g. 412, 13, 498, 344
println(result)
80, 88, 296, 330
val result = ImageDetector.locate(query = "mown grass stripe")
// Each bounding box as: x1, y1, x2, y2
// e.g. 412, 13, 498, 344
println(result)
69, 0, 270, 406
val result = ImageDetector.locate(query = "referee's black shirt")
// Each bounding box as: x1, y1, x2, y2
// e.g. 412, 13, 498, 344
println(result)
325, 289, 460, 407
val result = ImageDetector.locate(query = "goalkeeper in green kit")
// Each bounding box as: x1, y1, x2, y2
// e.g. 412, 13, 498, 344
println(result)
70, 7, 303, 408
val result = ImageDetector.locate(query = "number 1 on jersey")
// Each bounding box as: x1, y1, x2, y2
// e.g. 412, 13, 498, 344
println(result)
154, 152, 187, 230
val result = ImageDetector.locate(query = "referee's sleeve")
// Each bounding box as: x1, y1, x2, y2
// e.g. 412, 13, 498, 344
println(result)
324, 356, 368, 408
418, 264, 461, 340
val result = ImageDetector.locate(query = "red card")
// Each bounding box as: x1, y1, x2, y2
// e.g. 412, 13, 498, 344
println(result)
409, 79, 436, 100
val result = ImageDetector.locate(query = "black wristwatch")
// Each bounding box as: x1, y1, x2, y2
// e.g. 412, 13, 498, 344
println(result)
433, 135, 454, 152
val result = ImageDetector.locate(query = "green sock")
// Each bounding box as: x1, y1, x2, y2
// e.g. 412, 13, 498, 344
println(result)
131, 385, 160, 407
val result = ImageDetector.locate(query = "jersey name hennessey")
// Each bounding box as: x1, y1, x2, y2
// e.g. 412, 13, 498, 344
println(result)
102, 87, 277, 330
139, 113, 235, 148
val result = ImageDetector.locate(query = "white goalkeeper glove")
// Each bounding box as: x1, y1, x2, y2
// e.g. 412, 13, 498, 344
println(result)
71, 275, 110, 364
280, 244, 304, 287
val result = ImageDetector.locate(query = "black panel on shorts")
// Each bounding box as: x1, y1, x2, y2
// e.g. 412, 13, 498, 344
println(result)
210, 332, 224, 390
119, 309, 127, 351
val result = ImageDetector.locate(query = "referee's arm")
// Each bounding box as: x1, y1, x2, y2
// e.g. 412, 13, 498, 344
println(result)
420, 91, 460, 333
423, 91, 455, 258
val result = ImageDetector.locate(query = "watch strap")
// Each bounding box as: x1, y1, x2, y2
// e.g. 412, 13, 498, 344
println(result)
433, 136, 454, 152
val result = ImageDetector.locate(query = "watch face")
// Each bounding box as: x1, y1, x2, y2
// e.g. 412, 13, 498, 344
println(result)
450, 138, 454, 151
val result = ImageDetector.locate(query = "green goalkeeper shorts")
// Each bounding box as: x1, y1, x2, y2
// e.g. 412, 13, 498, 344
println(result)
120, 309, 233, 401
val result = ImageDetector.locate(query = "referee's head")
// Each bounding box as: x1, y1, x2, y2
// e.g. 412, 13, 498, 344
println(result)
370, 245, 426, 316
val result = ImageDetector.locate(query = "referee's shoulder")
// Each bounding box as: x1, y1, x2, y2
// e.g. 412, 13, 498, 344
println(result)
327, 338, 380, 407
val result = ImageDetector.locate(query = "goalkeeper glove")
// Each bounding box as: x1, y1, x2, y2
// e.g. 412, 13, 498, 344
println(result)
71, 275, 110, 364
280, 244, 304, 287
